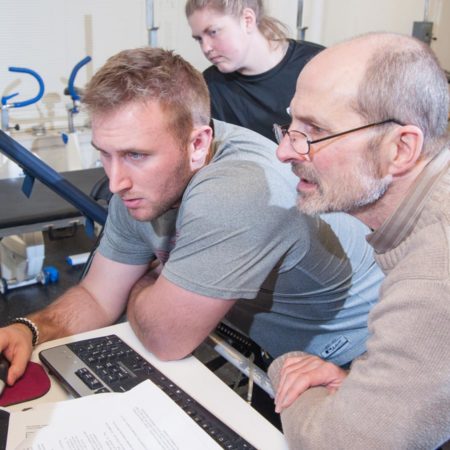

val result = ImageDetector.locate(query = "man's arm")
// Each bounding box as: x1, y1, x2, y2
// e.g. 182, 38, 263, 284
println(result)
31, 253, 148, 341
0, 252, 147, 385
267, 280, 450, 449
127, 273, 235, 360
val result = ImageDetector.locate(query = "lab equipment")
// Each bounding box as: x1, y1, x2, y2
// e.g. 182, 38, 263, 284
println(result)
0, 130, 107, 293
208, 332, 274, 399
61, 56, 92, 171
0, 67, 45, 133
0, 68, 52, 292
65, 56, 91, 134
412, 0, 436, 45
0, 131, 107, 227
66, 252, 90, 266
0, 232, 58, 294
146, 0, 159, 47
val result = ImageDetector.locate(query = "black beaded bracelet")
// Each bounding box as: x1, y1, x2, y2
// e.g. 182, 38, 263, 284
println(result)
10, 317, 40, 347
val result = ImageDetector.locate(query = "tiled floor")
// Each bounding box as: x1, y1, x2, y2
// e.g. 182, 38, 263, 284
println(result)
0, 226, 281, 429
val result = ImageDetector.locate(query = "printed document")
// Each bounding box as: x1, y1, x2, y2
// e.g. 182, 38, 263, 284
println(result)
7, 380, 221, 449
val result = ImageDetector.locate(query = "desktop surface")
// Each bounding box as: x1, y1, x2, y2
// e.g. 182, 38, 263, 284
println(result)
5, 322, 288, 450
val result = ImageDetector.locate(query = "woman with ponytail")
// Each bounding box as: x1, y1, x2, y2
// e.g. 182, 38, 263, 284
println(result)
186, 0, 323, 141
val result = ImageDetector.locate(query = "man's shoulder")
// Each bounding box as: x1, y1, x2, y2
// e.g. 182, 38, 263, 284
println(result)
179, 156, 304, 243
185, 122, 297, 204
211, 120, 278, 158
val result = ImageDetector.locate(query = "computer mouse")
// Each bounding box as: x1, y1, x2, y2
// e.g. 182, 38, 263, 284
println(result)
0, 353, 10, 395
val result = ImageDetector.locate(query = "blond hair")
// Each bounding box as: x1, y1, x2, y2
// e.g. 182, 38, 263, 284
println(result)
83, 47, 211, 147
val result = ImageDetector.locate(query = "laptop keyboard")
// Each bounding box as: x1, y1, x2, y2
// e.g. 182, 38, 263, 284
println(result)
44, 334, 256, 450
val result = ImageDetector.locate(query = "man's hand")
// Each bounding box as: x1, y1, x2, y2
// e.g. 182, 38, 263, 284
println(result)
274, 354, 348, 413
0, 323, 34, 386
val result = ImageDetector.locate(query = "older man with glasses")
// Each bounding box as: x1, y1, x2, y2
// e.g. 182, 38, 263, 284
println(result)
269, 32, 450, 449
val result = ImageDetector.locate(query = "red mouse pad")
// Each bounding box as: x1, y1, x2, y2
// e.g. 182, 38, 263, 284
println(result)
0, 361, 51, 407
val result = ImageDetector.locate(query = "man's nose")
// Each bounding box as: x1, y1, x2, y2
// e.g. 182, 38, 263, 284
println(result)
276, 136, 311, 164
276, 136, 296, 162
107, 160, 132, 194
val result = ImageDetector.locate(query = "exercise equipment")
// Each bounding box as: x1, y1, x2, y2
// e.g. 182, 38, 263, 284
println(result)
0, 130, 107, 293
61, 56, 92, 171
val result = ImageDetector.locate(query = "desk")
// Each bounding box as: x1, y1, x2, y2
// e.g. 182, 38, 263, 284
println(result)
6, 322, 288, 449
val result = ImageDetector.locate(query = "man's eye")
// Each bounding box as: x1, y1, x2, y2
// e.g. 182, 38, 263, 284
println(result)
303, 124, 325, 136
208, 28, 218, 36
311, 126, 325, 134
98, 150, 110, 159
127, 152, 145, 161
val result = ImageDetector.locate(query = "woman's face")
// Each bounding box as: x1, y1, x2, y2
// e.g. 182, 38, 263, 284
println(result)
188, 7, 254, 73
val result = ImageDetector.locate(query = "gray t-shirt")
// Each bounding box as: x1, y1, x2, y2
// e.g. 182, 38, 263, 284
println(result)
99, 120, 383, 365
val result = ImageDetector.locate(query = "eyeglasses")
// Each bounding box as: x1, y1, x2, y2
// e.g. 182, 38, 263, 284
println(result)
273, 119, 404, 156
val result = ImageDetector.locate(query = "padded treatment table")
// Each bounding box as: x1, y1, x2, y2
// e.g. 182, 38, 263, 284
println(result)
0, 167, 106, 238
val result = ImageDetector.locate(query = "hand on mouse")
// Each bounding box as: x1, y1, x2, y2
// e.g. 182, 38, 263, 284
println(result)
0, 323, 34, 387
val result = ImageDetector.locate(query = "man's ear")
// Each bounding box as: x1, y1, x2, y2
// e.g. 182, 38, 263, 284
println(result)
189, 125, 213, 170
385, 125, 424, 177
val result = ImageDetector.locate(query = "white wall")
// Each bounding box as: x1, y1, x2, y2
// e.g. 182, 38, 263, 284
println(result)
153, 0, 207, 71
430, 0, 450, 70
301, 0, 450, 67
303, 0, 424, 45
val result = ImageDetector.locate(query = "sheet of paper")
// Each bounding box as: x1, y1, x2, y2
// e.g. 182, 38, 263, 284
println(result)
8, 380, 221, 450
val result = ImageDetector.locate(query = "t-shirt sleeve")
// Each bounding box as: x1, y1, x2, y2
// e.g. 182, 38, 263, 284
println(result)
162, 160, 308, 299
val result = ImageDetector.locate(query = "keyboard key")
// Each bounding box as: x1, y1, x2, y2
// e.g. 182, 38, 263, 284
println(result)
75, 368, 103, 390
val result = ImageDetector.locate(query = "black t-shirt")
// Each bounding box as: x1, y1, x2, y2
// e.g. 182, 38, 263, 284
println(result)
203, 39, 324, 141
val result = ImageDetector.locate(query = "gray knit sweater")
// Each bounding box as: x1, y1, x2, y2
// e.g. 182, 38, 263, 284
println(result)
269, 149, 450, 450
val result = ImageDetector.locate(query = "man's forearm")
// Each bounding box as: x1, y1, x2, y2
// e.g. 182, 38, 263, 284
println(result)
127, 281, 195, 361
127, 271, 159, 350
127, 272, 233, 361
28, 284, 120, 343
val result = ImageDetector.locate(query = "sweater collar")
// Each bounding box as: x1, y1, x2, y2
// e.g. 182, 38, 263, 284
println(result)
367, 147, 450, 254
